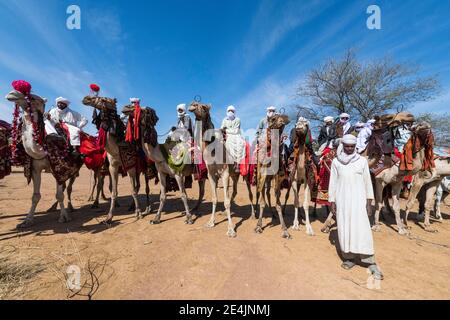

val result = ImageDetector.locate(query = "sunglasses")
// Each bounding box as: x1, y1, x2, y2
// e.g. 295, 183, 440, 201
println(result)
341, 117, 349, 120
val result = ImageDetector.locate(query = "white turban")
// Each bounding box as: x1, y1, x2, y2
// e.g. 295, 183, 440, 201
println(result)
267, 106, 276, 111
130, 98, 140, 104
55, 97, 70, 106
340, 113, 350, 118
177, 103, 186, 112
342, 134, 357, 145
367, 119, 376, 124
355, 121, 365, 128
324, 116, 334, 123
297, 117, 309, 125
227, 105, 236, 112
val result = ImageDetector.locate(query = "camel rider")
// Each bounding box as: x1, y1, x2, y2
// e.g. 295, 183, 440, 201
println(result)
169, 103, 193, 143
221, 105, 246, 170
335, 113, 353, 138
393, 120, 413, 155
47, 97, 87, 155
317, 116, 337, 148
256, 106, 276, 139
356, 119, 376, 154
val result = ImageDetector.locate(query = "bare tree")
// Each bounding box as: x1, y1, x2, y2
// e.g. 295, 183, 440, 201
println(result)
296, 49, 441, 122
416, 113, 450, 147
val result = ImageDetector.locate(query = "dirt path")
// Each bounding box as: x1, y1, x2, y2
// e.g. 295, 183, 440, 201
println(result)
1, 167, 449, 299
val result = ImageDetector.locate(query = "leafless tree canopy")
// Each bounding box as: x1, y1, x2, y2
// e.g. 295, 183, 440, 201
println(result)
296, 50, 441, 122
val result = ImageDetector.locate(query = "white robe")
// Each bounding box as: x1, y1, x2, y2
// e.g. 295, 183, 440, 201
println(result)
221, 117, 246, 163
328, 156, 375, 255
48, 107, 87, 146
356, 126, 372, 154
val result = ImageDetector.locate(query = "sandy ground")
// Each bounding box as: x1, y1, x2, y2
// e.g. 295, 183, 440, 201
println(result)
0, 166, 449, 300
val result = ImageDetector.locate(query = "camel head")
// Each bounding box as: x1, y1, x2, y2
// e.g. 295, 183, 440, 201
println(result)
295, 117, 309, 137
5, 90, 46, 114
268, 113, 290, 131
188, 101, 211, 121
82, 95, 117, 112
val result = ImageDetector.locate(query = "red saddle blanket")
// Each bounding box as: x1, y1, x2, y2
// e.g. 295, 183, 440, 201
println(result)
79, 132, 106, 170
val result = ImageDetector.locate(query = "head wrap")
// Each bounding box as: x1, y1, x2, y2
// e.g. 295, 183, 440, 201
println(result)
337, 135, 360, 165
227, 105, 236, 112
130, 98, 140, 104
324, 116, 334, 123
342, 134, 357, 145
177, 103, 186, 112
55, 97, 70, 106
267, 106, 276, 111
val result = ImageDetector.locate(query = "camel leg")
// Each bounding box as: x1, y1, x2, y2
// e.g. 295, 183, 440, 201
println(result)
321, 212, 335, 234
404, 178, 424, 226
303, 184, 314, 236
88, 170, 97, 202
255, 176, 266, 234
56, 182, 70, 223
222, 169, 236, 238
151, 172, 167, 224
275, 178, 291, 239
245, 176, 256, 219
424, 181, 440, 232
435, 184, 444, 221
47, 181, 65, 212
66, 176, 76, 213
105, 161, 119, 224
175, 175, 193, 225
92, 173, 104, 209
266, 180, 276, 220
291, 181, 301, 230
206, 175, 218, 228
102, 174, 110, 201
128, 168, 142, 219
230, 174, 239, 207
17, 165, 42, 228
144, 174, 151, 214
192, 179, 205, 213
372, 180, 385, 232
282, 185, 291, 216
391, 182, 408, 235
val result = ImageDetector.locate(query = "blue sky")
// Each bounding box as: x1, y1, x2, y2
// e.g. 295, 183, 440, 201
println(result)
1, 0, 449, 137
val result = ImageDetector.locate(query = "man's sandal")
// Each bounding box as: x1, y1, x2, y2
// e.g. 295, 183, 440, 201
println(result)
341, 260, 356, 270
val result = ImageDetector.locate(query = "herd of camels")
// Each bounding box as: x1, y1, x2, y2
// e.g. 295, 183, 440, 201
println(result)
5, 88, 450, 239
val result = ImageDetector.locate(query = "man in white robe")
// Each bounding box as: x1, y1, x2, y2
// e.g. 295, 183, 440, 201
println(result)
221, 105, 246, 167
256, 106, 276, 139
329, 134, 383, 280
48, 97, 87, 147
356, 119, 376, 154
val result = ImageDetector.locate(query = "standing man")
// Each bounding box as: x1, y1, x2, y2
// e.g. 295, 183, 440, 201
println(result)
48, 97, 87, 155
328, 134, 383, 280
335, 113, 353, 138
317, 116, 337, 148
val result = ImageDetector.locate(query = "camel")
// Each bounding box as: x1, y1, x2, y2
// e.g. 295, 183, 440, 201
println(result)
82, 95, 147, 224
371, 122, 433, 235
404, 157, 450, 231
283, 118, 315, 236
132, 106, 205, 225
6, 90, 77, 227
252, 113, 291, 238
188, 102, 255, 237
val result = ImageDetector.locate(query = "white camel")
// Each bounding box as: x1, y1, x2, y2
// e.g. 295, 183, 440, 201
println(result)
188, 102, 255, 237
404, 157, 450, 231
371, 122, 433, 235
6, 90, 73, 227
